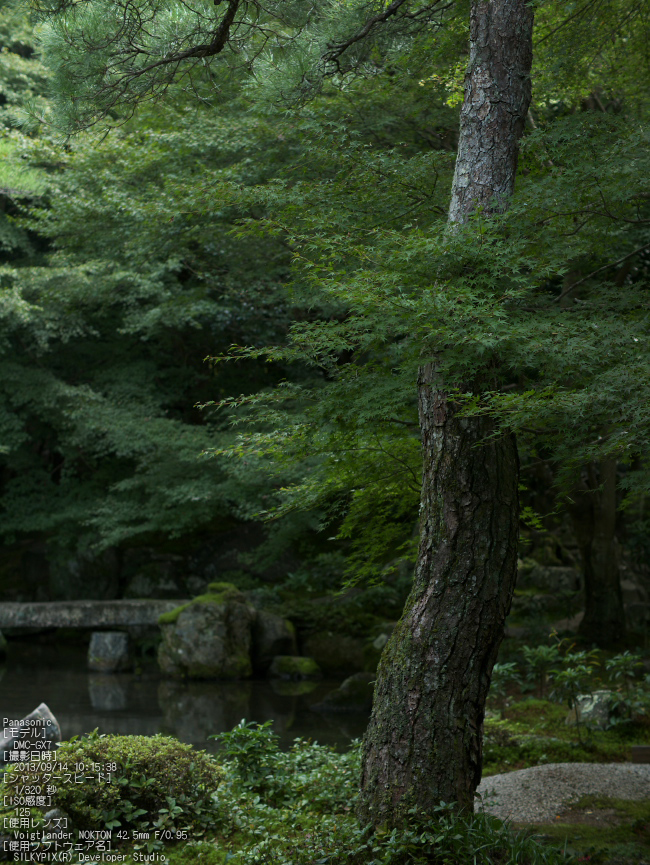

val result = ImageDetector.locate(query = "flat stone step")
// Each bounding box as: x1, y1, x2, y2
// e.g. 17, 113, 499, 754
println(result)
0, 600, 188, 629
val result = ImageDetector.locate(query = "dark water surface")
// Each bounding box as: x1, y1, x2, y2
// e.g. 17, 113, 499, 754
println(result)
0, 639, 368, 752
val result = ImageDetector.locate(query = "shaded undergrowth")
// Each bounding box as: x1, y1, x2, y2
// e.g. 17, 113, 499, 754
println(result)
483, 698, 650, 776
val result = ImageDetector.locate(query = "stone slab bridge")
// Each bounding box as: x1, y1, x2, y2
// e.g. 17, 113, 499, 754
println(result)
0, 600, 189, 630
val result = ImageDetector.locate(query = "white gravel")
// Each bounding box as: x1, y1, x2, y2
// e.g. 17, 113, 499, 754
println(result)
475, 762, 650, 824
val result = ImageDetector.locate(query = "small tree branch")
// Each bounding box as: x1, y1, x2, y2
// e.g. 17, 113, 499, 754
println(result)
114, 0, 240, 81
322, 0, 452, 68
553, 242, 650, 303
323, 0, 411, 66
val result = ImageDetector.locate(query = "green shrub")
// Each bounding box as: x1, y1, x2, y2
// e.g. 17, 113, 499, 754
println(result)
3, 732, 225, 836
210, 720, 280, 789
488, 662, 522, 718
211, 720, 360, 811
522, 643, 561, 699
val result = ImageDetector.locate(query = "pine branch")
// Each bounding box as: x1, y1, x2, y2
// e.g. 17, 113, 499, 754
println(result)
98, 0, 240, 84
322, 0, 453, 71
322, 0, 410, 68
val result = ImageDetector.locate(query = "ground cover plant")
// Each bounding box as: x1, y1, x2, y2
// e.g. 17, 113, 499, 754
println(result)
0, 723, 576, 865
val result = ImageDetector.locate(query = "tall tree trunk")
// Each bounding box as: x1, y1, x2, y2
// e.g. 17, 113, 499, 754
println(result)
568, 460, 626, 647
358, 0, 533, 826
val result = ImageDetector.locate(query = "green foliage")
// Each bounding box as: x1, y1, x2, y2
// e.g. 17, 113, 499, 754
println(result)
6, 0, 650, 591
207, 722, 568, 865
489, 636, 650, 743
0, 88, 315, 568
2, 0, 649, 608
32, 0, 462, 132
603, 652, 650, 728
522, 643, 562, 699
210, 720, 280, 789
605, 650, 644, 690
550, 649, 601, 743
199, 106, 650, 579
532, 0, 650, 115
211, 721, 361, 816
0, 138, 47, 195
488, 662, 522, 719
0, 5, 50, 269
1, 732, 225, 835
0, 1, 50, 131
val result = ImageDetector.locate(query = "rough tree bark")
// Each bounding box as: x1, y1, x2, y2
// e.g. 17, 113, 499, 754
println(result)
568, 460, 626, 647
358, 0, 533, 825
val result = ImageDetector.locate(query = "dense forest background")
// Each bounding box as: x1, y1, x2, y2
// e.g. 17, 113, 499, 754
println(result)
0, 0, 649, 652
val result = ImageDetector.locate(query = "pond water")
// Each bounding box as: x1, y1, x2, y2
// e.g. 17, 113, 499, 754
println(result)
0, 638, 369, 753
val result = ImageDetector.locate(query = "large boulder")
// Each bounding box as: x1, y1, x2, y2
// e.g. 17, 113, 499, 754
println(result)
252, 611, 297, 673
157, 583, 256, 679
311, 672, 375, 713
302, 631, 365, 675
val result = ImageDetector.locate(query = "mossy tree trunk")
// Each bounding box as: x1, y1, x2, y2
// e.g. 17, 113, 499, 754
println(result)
358, 0, 533, 826
568, 459, 626, 647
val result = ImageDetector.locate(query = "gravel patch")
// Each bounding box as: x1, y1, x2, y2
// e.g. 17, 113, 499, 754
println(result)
475, 763, 650, 824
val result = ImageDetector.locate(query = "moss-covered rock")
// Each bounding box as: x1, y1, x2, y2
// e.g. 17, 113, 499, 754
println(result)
312, 672, 375, 713
268, 655, 322, 680
158, 584, 256, 679
1, 732, 225, 834
158, 582, 244, 625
